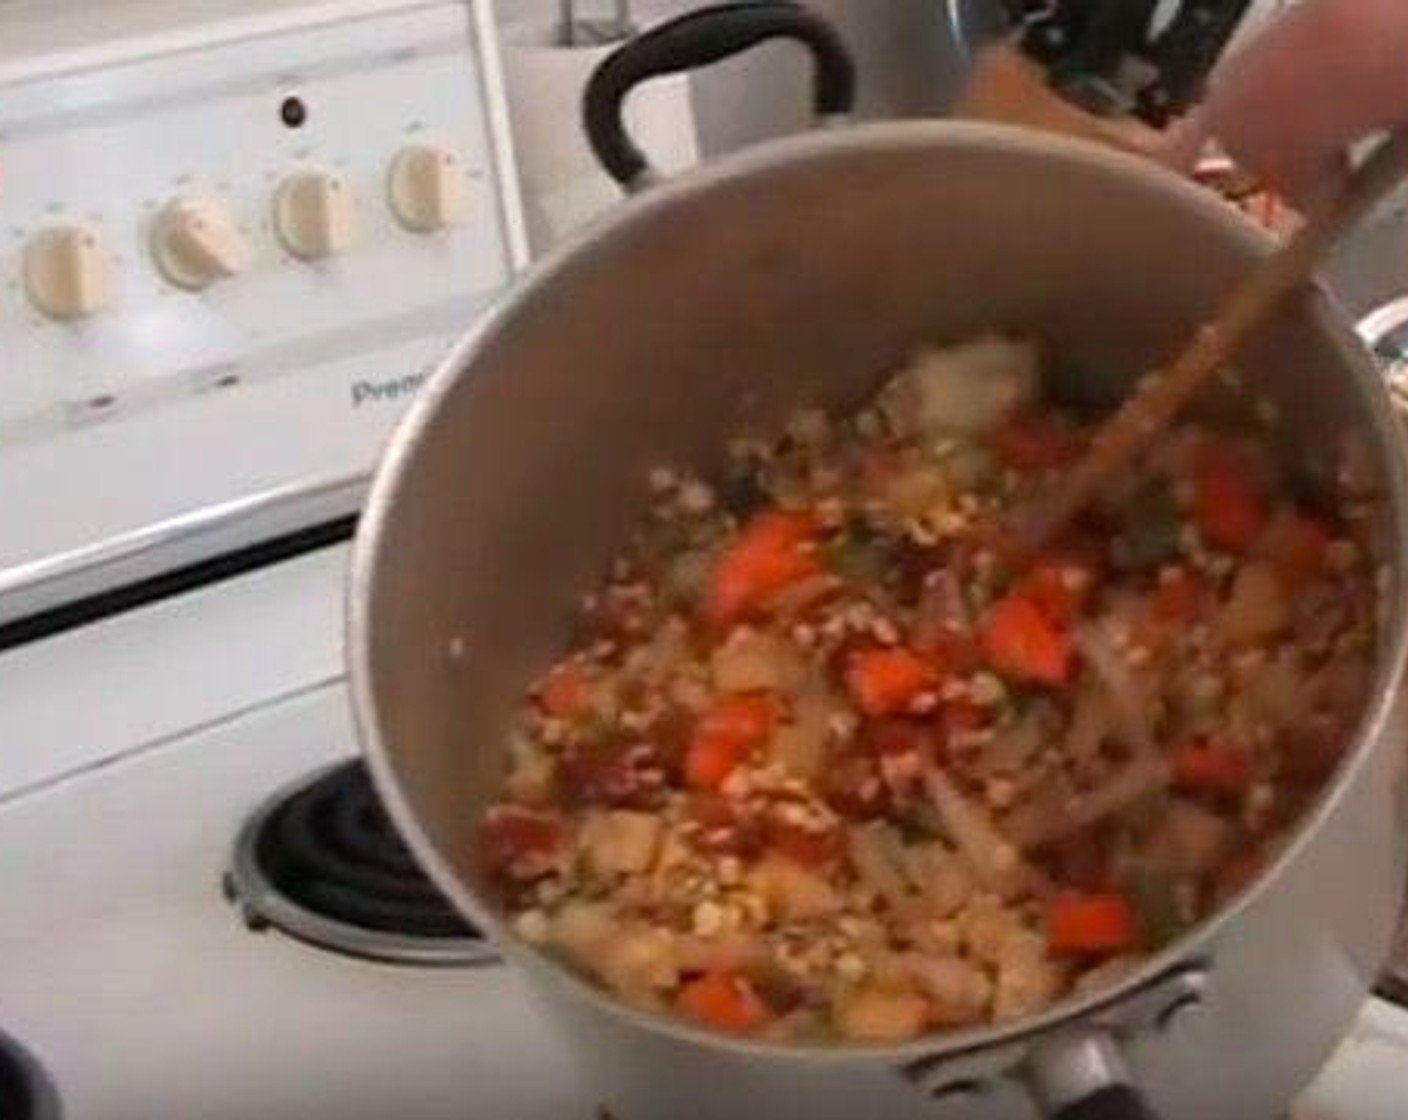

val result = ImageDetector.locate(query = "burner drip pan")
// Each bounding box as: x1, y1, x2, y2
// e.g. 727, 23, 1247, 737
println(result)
225, 759, 493, 966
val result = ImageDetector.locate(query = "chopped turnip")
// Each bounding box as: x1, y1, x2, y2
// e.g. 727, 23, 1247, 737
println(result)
834, 983, 931, 1042
595, 925, 681, 1004
1220, 562, 1288, 646
551, 901, 620, 965
992, 932, 1063, 1021
880, 336, 1041, 437
581, 811, 663, 877
772, 688, 841, 782
923, 766, 1033, 899
1143, 800, 1231, 877
1006, 756, 1170, 848
751, 855, 844, 922
901, 841, 975, 919
1075, 623, 1155, 754
906, 955, 992, 1026
847, 824, 914, 910
711, 627, 803, 694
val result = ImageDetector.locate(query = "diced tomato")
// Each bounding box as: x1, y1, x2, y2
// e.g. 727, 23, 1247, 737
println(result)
583, 584, 648, 642
859, 448, 900, 498
677, 970, 773, 1033
560, 740, 668, 809
477, 806, 566, 880
1050, 832, 1116, 893
706, 511, 820, 627
1215, 851, 1267, 901
981, 594, 1073, 687
845, 648, 936, 717
858, 718, 930, 757
853, 719, 931, 804
765, 811, 845, 867
1047, 891, 1139, 955
686, 794, 761, 856
823, 749, 891, 820
1193, 440, 1266, 553
941, 701, 990, 737
685, 693, 780, 790
916, 627, 983, 677
990, 411, 1082, 473
1172, 740, 1254, 796
537, 663, 593, 719
892, 540, 944, 604
1152, 566, 1203, 624
1014, 554, 1095, 625
1266, 511, 1332, 588
1282, 724, 1346, 785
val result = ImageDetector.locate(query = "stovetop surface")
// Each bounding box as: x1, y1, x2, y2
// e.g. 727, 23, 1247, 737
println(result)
0, 681, 589, 1120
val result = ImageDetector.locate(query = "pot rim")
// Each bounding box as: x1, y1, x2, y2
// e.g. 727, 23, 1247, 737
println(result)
348, 118, 1408, 1064
0, 1029, 61, 1120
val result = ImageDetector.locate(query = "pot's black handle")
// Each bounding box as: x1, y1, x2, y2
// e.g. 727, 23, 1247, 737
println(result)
583, 1, 857, 190
1048, 1085, 1161, 1120
1028, 1033, 1165, 1120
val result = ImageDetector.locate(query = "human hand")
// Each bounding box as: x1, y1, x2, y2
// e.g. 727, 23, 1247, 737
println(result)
1188, 0, 1408, 208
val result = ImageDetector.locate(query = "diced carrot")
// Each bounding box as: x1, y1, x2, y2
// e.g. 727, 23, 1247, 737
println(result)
1152, 567, 1203, 624
538, 663, 592, 719
685, 735, 749, 792
1193, 440, 1266, 553
981, 595, 1073, 687
685, 693, 780, 790
845, 648, 936, 717
1172, 740, 1254, 796
706, 511, 820, 627
677, 970, 772, 1033
990, 412, 1082, 473
1266, 511, 1332, 588
1047, 892, 1139, 955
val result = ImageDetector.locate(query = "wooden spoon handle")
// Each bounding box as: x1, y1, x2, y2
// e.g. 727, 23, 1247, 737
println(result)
1012, 128, 1408, 554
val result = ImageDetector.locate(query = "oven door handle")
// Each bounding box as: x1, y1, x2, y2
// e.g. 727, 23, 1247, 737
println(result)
0, 472, 367, 631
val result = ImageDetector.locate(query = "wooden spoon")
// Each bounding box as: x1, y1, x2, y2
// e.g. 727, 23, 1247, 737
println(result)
1004, 128, 1408, 557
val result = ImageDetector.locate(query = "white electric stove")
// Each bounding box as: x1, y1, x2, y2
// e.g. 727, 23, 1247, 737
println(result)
1, 2, 1407, 1118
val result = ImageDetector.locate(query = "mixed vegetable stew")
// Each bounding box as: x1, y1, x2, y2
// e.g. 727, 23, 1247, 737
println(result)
477, 337, 1380, 1044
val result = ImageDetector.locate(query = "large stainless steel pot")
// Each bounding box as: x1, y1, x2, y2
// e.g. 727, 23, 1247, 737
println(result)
350, 6, 1408, 1117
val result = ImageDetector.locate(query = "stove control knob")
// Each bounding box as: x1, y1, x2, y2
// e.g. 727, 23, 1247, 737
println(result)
273, 171, 359, 260
388, 144, 468, 232
152, 195, 252, 290
24, 224, 114, 320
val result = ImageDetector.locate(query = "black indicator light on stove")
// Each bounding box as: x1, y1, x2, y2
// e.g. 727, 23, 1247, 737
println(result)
279, 96, 308, 129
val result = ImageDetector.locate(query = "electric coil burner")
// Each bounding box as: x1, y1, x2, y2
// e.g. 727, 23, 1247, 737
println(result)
224, 759, 494, 966
0, 1031, 60, 1120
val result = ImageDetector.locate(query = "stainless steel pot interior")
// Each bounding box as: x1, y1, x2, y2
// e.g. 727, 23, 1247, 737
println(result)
349, 122, 1408, 1080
